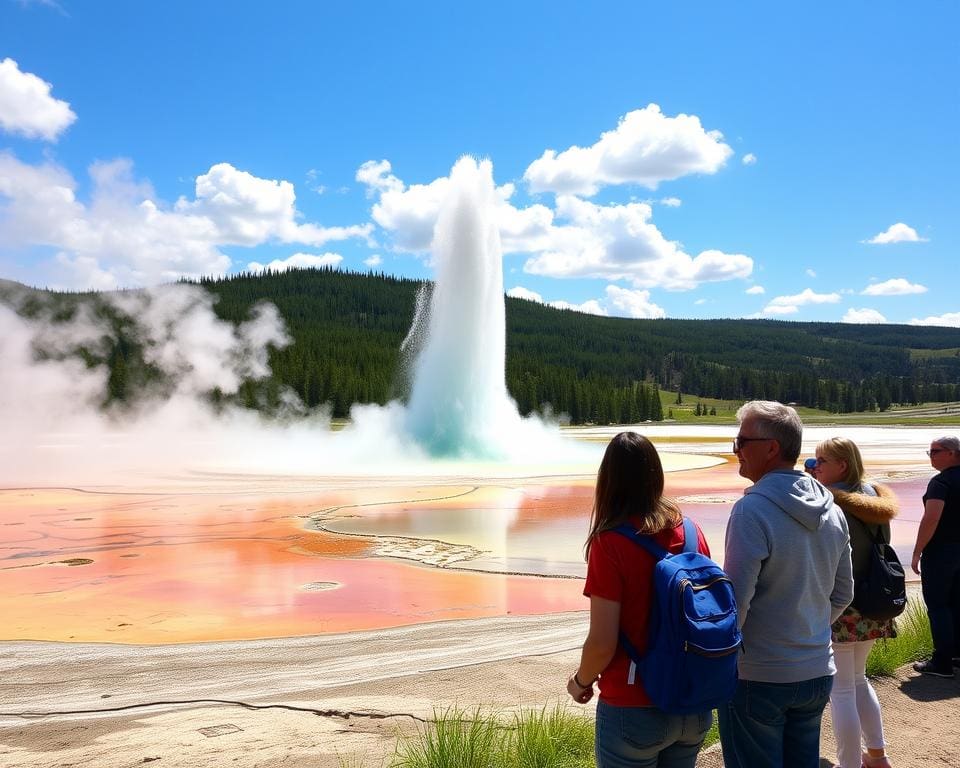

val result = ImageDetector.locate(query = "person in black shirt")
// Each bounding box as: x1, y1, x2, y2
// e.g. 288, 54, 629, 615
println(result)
912, 435, 960, 677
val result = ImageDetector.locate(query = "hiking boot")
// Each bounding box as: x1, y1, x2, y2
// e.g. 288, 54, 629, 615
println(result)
913, 659, 955, 678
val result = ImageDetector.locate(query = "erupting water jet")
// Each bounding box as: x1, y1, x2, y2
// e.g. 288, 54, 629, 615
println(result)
403, 157, 524, 458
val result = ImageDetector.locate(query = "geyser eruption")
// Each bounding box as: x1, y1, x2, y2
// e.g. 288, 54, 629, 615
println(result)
403, 157, 522, 457
0, 156, 590, 485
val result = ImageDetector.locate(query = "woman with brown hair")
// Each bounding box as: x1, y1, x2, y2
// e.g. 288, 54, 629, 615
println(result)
814, 436, 898, 768
566, 431, 713, 768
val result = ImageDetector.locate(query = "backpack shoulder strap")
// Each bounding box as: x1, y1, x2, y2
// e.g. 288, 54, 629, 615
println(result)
681, 517, 698, 554
612, 524, 669, 560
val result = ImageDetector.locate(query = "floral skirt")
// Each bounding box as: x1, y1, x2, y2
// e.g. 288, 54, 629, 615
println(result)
832, 605, 897, 643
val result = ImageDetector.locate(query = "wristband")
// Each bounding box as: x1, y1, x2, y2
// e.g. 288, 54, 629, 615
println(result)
573, 671, 591, 689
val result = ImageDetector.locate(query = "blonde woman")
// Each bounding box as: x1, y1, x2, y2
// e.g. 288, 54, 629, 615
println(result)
814, 437, 897, 768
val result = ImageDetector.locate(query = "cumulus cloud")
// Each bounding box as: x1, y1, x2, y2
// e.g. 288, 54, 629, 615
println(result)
745, 285, 765, 295
549, 298, 608, 316
177, 163, 372, 247
0, 153, 371, 288
605, 285, 666, 318
505, 285, 606, 315
742, 153, 757, 165
523, 104, 733, 196
864, 222, 928, 244
762, 288, 841, 315
358, 159, 752, 292
356, 160, 451, 251
507, 284, 662, 319
660, 197, 682, 207
247, 252, 343, 274
364, 254, 383, 267
909, 312, 960, 328
861, 278, 927, 296
506, 286, 544, 302
356, 159, 404, 196
805, 269, 817, 278
522, 196, 752, 290
842, 308, 887, 324
0, 58, 76, 141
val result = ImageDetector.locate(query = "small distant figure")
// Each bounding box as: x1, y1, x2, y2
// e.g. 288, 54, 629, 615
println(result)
567, 431, 714, 767
816, 437, 898, 768
720, 401, 853, 768
911, 435, 960, 679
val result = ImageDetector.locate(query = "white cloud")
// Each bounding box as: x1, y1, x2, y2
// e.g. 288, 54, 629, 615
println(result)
247, 252, 343, 274
745, 285, 765, 295
605, 285, 666, 318
0, 58, 76, 141
763, 288, 841, 315
660, 197, 682, 207
177, 162, 372, 247
842, 308, 887, 324
694, 298, 707, 306
764, 305, 799, 316
742, 153, 757, 166
363, 254, 383, 267
356, 159, 404, 196
359, 159, 752, 292
909, 313, 960, 328
864, 222, 928, 244
805, 269, 817, 278
356, 161, 450, 252
523, 104, 733, 196
861, 278, 928, 296
522, 195, 752, 290
548, 298, 608, 316
0, 153, 371, 288
305, 168, 326, 195
508, 284, 662, 319
506, 286, 544, 303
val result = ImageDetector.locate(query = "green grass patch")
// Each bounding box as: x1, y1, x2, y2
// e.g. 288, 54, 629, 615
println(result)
865, 598, 934, 677
346, 604, 934, 768
388, 704, 594, 768
393, 707, 502, 768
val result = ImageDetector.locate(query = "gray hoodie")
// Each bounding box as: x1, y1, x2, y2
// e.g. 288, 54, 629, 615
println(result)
725, 469, 853, 683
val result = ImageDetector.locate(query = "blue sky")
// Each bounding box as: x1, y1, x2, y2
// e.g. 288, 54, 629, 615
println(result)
1, 1, 957, 325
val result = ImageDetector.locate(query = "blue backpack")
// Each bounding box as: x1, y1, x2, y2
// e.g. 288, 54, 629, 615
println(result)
613, 517, 741, 714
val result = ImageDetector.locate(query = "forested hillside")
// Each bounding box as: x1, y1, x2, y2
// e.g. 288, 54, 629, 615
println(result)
5, 268, 960, 425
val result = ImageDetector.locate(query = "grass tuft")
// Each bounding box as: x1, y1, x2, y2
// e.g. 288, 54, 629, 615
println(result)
510, 704, 594, 768
355, 606, 935, 768
392, 706, 502, 768
866, 598, 934, 677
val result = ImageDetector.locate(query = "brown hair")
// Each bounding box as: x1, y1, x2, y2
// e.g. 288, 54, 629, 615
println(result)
585, 431, 681, 558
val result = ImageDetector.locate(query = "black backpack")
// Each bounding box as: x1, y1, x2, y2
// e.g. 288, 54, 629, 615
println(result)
853, 526, 907, 621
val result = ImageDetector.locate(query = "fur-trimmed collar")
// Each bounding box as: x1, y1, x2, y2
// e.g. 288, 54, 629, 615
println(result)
830, 482, 898, 525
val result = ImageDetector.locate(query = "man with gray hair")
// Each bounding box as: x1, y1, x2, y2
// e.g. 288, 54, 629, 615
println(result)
719, 400, 853, 768
911, 435, 960, 677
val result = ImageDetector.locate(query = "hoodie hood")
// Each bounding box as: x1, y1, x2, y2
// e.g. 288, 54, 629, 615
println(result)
745, 469, 836, 531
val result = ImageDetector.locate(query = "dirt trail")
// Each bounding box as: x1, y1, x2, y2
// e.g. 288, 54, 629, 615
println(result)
0, 613, 955, 767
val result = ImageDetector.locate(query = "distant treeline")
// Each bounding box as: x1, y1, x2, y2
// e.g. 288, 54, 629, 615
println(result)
6, 268, 960, 424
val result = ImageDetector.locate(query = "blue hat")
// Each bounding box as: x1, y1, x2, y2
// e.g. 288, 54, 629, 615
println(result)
804, 458, 817, 471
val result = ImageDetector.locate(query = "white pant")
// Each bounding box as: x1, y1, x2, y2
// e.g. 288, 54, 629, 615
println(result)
830, 640, 886, 768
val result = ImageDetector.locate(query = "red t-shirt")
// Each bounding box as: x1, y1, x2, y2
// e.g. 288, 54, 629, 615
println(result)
583, 517, 711, 707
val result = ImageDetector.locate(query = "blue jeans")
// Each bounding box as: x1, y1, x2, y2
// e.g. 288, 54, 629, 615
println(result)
718, 675, 833, 768
920, 542, 960, 667
595, 700, 712, 768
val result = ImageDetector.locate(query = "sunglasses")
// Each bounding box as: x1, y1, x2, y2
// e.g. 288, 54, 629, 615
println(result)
927, 448, 950, 457
732, 436, 773, 452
